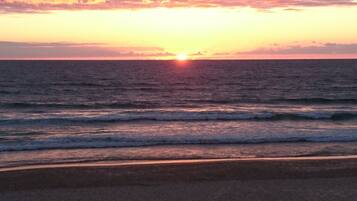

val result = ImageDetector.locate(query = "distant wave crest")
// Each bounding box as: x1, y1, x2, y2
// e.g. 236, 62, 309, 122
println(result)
193, 98, 357, 105
0, 102, 159, 109
1, 111, 357, 125
2, 98, 357, 110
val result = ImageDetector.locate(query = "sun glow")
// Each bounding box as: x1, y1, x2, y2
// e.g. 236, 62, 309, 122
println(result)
1, 6, 357, 59
176, 53, 188, 61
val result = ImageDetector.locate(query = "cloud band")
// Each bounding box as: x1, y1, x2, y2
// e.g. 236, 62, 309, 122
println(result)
1, 0, 357, 13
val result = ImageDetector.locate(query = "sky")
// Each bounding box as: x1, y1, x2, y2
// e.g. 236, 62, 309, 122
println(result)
1, 0, 357, 59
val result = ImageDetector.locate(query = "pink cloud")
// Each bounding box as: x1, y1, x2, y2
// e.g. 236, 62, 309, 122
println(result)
0, 41, 174, 59
2, 41, 357, 59
1, 0, 357, 13
238, 43, 357, 55
226, 43, 357, 59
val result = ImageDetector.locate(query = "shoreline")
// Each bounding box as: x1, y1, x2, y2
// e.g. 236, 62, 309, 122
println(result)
2, 156, 357, 189
2, 156, 357, 200
2, 155, 357, 173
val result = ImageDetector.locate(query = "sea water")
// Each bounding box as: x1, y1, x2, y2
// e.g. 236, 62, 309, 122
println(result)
1, 60, 357, 167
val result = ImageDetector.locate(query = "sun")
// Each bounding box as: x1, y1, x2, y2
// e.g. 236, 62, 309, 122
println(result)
176, 53, 188, 61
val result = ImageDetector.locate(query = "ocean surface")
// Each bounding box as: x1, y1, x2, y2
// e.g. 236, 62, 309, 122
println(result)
1, 60, 357, 168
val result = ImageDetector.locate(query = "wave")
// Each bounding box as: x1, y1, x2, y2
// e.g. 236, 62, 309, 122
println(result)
0, 102, 159, 109
49, 82, 111, 87
1, 111, 357, 125
275, 98, 357, 104
2, 135, 357, 152
191, 98, 357, 105
2, 98, 357, 110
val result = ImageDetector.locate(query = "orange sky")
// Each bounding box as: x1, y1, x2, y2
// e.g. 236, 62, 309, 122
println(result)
1, 1, 357, 59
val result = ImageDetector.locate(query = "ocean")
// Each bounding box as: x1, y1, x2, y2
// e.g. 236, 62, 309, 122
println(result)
1, 60, 357, 168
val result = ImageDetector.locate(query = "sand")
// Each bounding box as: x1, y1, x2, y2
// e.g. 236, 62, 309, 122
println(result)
1, 157, 357, 201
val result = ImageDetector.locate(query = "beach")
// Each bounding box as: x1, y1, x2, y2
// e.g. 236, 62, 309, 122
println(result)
1, 157, 357, 201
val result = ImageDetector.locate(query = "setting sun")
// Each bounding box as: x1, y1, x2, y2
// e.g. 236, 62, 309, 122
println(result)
176, 53, 188, 61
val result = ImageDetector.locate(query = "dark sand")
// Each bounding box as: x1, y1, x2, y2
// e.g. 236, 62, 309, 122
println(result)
1, 157, 357, 201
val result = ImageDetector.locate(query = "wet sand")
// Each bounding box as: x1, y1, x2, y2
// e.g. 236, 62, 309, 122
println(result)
1, 157, 357, 201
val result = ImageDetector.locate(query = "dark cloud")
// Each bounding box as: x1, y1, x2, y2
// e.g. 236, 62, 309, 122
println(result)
0, 41, 173, 59
1, 0, 357, 13
238, 43, 357, 55
2, 41, 357, 59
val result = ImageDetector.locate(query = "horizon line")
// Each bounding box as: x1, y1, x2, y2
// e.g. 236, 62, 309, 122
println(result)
1, 58, 357, 61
